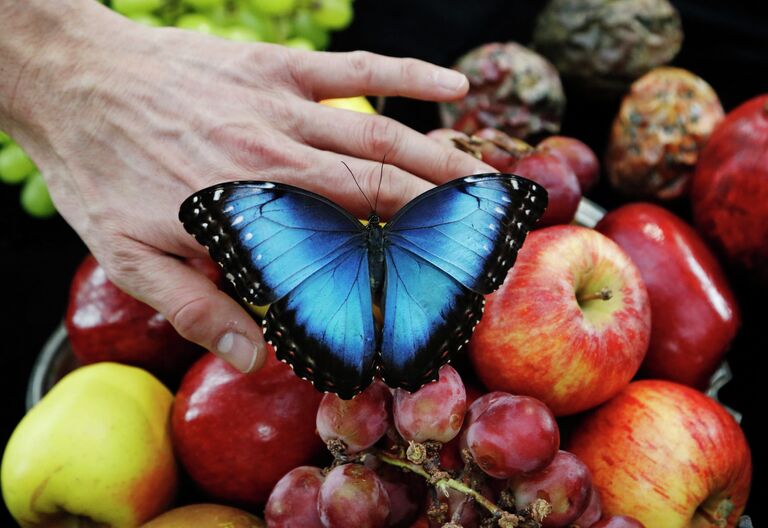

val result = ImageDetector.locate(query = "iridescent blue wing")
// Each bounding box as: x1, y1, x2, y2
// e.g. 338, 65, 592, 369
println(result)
179, 181, 377, 397
380, 174, 547, 390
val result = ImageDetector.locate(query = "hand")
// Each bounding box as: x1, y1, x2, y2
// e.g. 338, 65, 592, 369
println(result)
1, 1, 494, 373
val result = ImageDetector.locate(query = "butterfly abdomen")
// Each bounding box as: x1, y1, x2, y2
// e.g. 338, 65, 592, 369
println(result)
366, 221, 386, 297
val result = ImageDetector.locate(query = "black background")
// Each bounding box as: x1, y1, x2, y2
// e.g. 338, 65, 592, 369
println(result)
1, 0, 766, 524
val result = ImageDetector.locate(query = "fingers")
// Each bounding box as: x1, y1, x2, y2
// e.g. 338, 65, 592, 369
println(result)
289, 49, 469, 102
295, 100, 495, 186
102, 242, 267, 374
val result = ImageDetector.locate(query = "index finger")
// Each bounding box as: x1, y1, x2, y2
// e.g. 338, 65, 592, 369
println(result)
288, 49, 470, 102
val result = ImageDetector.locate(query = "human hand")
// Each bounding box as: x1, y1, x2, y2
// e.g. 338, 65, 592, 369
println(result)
1, 0, 494, 373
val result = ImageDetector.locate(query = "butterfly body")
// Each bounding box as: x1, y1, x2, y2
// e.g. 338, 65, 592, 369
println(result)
180, 174, 546, 399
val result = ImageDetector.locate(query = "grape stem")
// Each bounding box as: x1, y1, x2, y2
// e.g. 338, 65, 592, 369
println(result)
375, 450, 506, 517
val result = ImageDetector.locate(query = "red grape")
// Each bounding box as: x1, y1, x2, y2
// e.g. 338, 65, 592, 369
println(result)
464, 394, 559, 478
511, 151, 581, 226
316, 380, 391, 453
592, 516, 645, 528
508, 450, 592, 527
366, 459, 426, 528
393, 365, 467, 443
572, 487, 602, 527
265, 466, 325, 528
538, 136, 600, 192
318, 464, 391, 528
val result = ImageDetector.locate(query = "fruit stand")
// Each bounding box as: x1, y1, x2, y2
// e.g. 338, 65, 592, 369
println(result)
1, 1, 767, 527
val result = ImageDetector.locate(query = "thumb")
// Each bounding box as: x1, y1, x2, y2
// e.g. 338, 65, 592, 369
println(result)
102, 244, 267, 373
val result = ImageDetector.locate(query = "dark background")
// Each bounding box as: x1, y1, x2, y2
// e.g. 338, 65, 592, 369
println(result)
1, 0, 766, 524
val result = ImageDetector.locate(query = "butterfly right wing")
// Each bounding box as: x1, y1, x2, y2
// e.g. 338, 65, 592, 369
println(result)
179, 181, 377, 397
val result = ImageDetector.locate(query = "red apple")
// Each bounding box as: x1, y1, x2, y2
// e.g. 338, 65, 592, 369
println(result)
692, 94, 768, 284
66, 254, 220, 378
141, 504, 264, 527
596, 203, 740, 389
171, 349, 324, 506
470, 226, 651, 415
538, 136, 600, 191
568, 380, 752, 527
510, 151, 582, 226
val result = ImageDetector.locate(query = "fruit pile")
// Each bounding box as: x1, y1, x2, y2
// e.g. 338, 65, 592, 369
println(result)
3, 3, 767, 526
0, 0, 354, 219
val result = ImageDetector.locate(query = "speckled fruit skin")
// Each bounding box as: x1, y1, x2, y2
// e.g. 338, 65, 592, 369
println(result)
66, 254, 220, 377
568, 380, 752, 528
171, 350, 324, 506
596, 203, 739, 389
691, 94, 768, 284
141, 504, 265, 527
470, 226, 650, 415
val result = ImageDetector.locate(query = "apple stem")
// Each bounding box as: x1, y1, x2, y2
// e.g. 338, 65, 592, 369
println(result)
696, 507, 726, 527
577, 287, 613, 303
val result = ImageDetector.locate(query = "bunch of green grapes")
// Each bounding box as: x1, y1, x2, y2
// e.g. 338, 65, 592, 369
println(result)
1, 0, 354, 218
109, 0, 354, 50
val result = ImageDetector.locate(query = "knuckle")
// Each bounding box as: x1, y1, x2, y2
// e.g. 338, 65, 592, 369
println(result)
101, 244, 141, 288
346, 51, 375, 85
167, 296, 212, 343
361, 116, 400, 156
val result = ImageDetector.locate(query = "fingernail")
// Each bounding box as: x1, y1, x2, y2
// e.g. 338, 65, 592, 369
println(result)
216, 332, 260, 373
434, 68, 468, 93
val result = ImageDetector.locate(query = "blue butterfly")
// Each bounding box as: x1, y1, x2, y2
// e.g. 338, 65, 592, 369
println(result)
179, 173, 546, 399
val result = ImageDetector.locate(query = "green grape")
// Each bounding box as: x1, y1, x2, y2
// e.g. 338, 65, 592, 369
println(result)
237, 9, 278, 41
20, 172, 57, 218
310, 0, 353, 30
127, 13, 164, 26
0, 130, 9, 145
292, 10, 330, 49
0, 143, 36, 185
111, 0, 164, 15
217, 25, 263, 42
175, 14, 218, 34
248, 0, 297, 17
182, 0, 227, 9
284, 37, 315, 50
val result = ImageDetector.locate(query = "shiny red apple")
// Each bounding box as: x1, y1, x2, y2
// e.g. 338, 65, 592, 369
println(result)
470, 226, 651, 415
171, 349, 324, 506
596, 203, 740, 389
568, 380, 752, 527
692, 94, 768, 284
66, 254, 220, 378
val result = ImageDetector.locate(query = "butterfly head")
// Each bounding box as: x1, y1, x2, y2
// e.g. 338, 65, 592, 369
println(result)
367, 212, 381, 226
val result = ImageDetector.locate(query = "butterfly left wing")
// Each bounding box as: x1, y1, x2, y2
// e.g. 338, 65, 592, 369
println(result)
380, 174, 547, 390
179, 181, 377, 397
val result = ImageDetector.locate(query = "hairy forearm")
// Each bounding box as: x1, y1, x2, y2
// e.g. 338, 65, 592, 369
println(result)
0, 0, 124, 134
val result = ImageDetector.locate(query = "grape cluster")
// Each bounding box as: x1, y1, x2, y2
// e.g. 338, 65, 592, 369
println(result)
0, 136, 54, 218
107, 0, 353, 49
265, 365, 628, 528
0, 0, 354, 218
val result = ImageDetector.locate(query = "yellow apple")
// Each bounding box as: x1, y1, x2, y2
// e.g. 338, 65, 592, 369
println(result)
2, 362, 177, 527
319, 96, 376, 114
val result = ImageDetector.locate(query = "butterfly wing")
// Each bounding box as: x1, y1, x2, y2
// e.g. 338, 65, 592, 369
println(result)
179, 181, 377, 397
380, 173, 547, 390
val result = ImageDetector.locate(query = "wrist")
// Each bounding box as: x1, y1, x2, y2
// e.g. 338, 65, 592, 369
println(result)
0, 0, 128, 135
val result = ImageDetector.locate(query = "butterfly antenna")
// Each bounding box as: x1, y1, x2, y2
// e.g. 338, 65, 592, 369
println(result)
373, 153, 386, 214
341, 161, 374, 212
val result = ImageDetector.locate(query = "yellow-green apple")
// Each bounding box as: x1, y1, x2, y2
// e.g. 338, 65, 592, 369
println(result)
470, 225, 651, 415
319, 96, 376, 114
1, 363, 177, 527
171, 348, 324, 506
596, 203, 740, 389
141, 504, 264, 527
568, 380, 752, 527
66, 254, 221, 378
